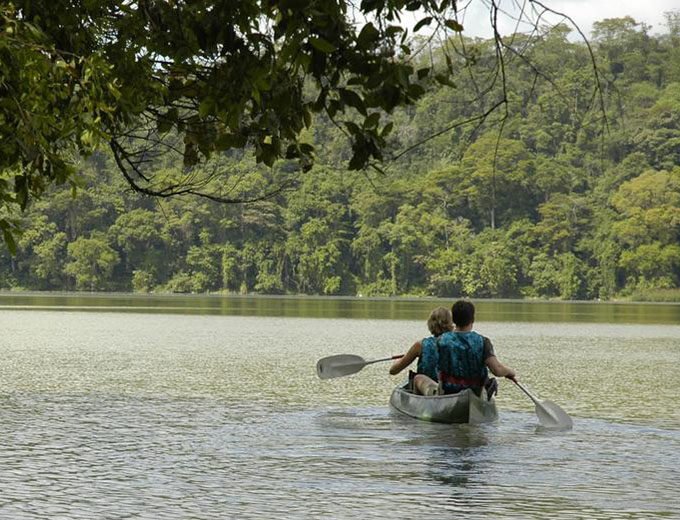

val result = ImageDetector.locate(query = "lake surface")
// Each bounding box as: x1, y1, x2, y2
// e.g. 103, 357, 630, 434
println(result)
0, 295, 679, 518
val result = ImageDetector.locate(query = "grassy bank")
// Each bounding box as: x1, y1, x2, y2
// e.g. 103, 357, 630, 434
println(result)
629, 289, 680, 303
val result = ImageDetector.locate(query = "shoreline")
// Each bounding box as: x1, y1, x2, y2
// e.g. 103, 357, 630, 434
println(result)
0, 289, 679, 306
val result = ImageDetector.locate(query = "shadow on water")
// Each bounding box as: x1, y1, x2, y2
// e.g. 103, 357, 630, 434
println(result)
407, 423, 492, 489
389, 409, 491, 449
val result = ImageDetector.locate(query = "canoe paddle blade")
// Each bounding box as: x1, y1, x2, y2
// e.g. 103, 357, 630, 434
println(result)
511, 378, 573, 430
316, 354, 367, 379
316, 354, 403, 379
535, 399, 573, 430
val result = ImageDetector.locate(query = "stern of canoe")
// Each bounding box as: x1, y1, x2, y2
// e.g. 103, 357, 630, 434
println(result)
389, 385, 498, 424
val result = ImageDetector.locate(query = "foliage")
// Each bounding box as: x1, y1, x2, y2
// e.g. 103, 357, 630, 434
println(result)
1, 0, 513, 215
1, 12, 679, 301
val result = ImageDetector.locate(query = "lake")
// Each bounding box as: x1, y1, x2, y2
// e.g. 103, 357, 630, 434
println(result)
0, 294, 678, 518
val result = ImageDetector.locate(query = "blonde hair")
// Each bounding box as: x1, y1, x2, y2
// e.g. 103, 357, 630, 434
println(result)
427, 306, 453, 336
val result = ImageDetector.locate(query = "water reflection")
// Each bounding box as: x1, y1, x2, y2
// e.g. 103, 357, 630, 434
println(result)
391, 414, 491, 449
1, 292, 680, 324
311, 407, 679, 519
418, 425, 490, 489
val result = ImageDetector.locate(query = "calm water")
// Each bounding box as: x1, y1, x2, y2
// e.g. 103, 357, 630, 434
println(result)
0, 296, 679, 519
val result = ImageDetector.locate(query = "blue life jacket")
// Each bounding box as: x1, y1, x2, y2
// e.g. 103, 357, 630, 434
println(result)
436, 331, 488, 394
416, 336, 439, 382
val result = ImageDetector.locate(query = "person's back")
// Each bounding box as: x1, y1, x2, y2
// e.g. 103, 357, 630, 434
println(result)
437, 300, 516, 396
437, 329, 488, 394
416, 335, 439, 382
389, 306, 452, 395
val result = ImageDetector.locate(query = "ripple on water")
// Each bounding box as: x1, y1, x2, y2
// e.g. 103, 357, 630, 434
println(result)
0, 311, 679, 518
2, 392, 678, 519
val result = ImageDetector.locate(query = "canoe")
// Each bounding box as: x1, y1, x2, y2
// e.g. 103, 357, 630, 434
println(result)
389, 384, 498, 424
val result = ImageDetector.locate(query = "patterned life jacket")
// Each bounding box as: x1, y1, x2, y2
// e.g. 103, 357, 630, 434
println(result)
416, 336, 439, 382
436, 331, 488, 394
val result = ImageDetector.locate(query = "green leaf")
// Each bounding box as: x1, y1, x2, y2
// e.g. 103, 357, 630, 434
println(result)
365, 72, 383, 90
348, 150, 367, 170
344, 121, 362, 135
251, 88, 261, 106
413, 17, 433, 33
309, 37, 336, 53
357, 23, 380, 48
198, 97, 214, 118
313, 89, 328, 111
381, 122, 394, 137
0, 221, 16, 255
396, 64, 412, 87
215, 133, 247, 150
303, 106, 312, 128
327, 99, 340, 119
386, 26, 404, 37
299, 143, 315, 154
435, 73, 456, 88
445, 19, 464, 32
339, 88, 367, 116
364, 112, 380, 129
407, 83, 425, 99
157, 116, 173, 134
285, 144, 300, 159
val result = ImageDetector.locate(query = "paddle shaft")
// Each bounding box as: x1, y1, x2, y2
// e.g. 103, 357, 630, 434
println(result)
363, 354, 404, 366
316, 353, 404, 379
509, 377, 541, 405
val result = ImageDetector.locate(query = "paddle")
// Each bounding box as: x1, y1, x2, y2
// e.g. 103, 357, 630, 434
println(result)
316, 354, 403, 380
509, 376, 573, 430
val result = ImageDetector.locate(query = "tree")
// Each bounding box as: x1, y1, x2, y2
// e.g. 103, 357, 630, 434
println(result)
286, 218, 346, 295
184, 230, 223, 293
0, 0, 602, 248
460, 135, 536, 229
0, 3, 120, 249
4, 11, 679, 300
64, 234, 120, 291
109, 208, 167, 281
611, 168, 680, 247
533, 194, 591, 255
619, 243, 680, 290
593, 17, 654, 82
17, 216, 67, 289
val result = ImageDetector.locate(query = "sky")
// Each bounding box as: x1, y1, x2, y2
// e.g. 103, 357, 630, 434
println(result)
453, 0, 679, 39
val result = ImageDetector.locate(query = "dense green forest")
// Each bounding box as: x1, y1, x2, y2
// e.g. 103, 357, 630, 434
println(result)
1, 16, 679, 300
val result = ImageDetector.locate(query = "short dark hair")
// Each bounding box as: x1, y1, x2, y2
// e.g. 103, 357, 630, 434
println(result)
451, 300, 475, 328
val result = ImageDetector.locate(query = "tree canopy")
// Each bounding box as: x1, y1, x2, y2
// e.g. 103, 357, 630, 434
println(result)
2, 12, 680, 301
1, 0, 601, 248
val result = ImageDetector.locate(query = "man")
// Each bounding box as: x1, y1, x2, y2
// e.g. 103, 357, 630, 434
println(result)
436, 300, 516, 396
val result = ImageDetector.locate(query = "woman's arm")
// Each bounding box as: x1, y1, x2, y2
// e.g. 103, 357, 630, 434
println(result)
485, 355, 516, 379
389, 341, 422, 375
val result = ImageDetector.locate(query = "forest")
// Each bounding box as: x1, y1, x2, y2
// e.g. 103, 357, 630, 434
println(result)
1, 14, 679, 301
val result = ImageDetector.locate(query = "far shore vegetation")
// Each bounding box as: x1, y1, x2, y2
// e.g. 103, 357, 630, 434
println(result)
1, 15, 679, 303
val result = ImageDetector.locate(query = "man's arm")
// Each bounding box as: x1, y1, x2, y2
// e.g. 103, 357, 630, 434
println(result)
485, 355, 516, 379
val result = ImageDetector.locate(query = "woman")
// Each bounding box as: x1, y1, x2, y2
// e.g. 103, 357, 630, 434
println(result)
389, 306, 453, 395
